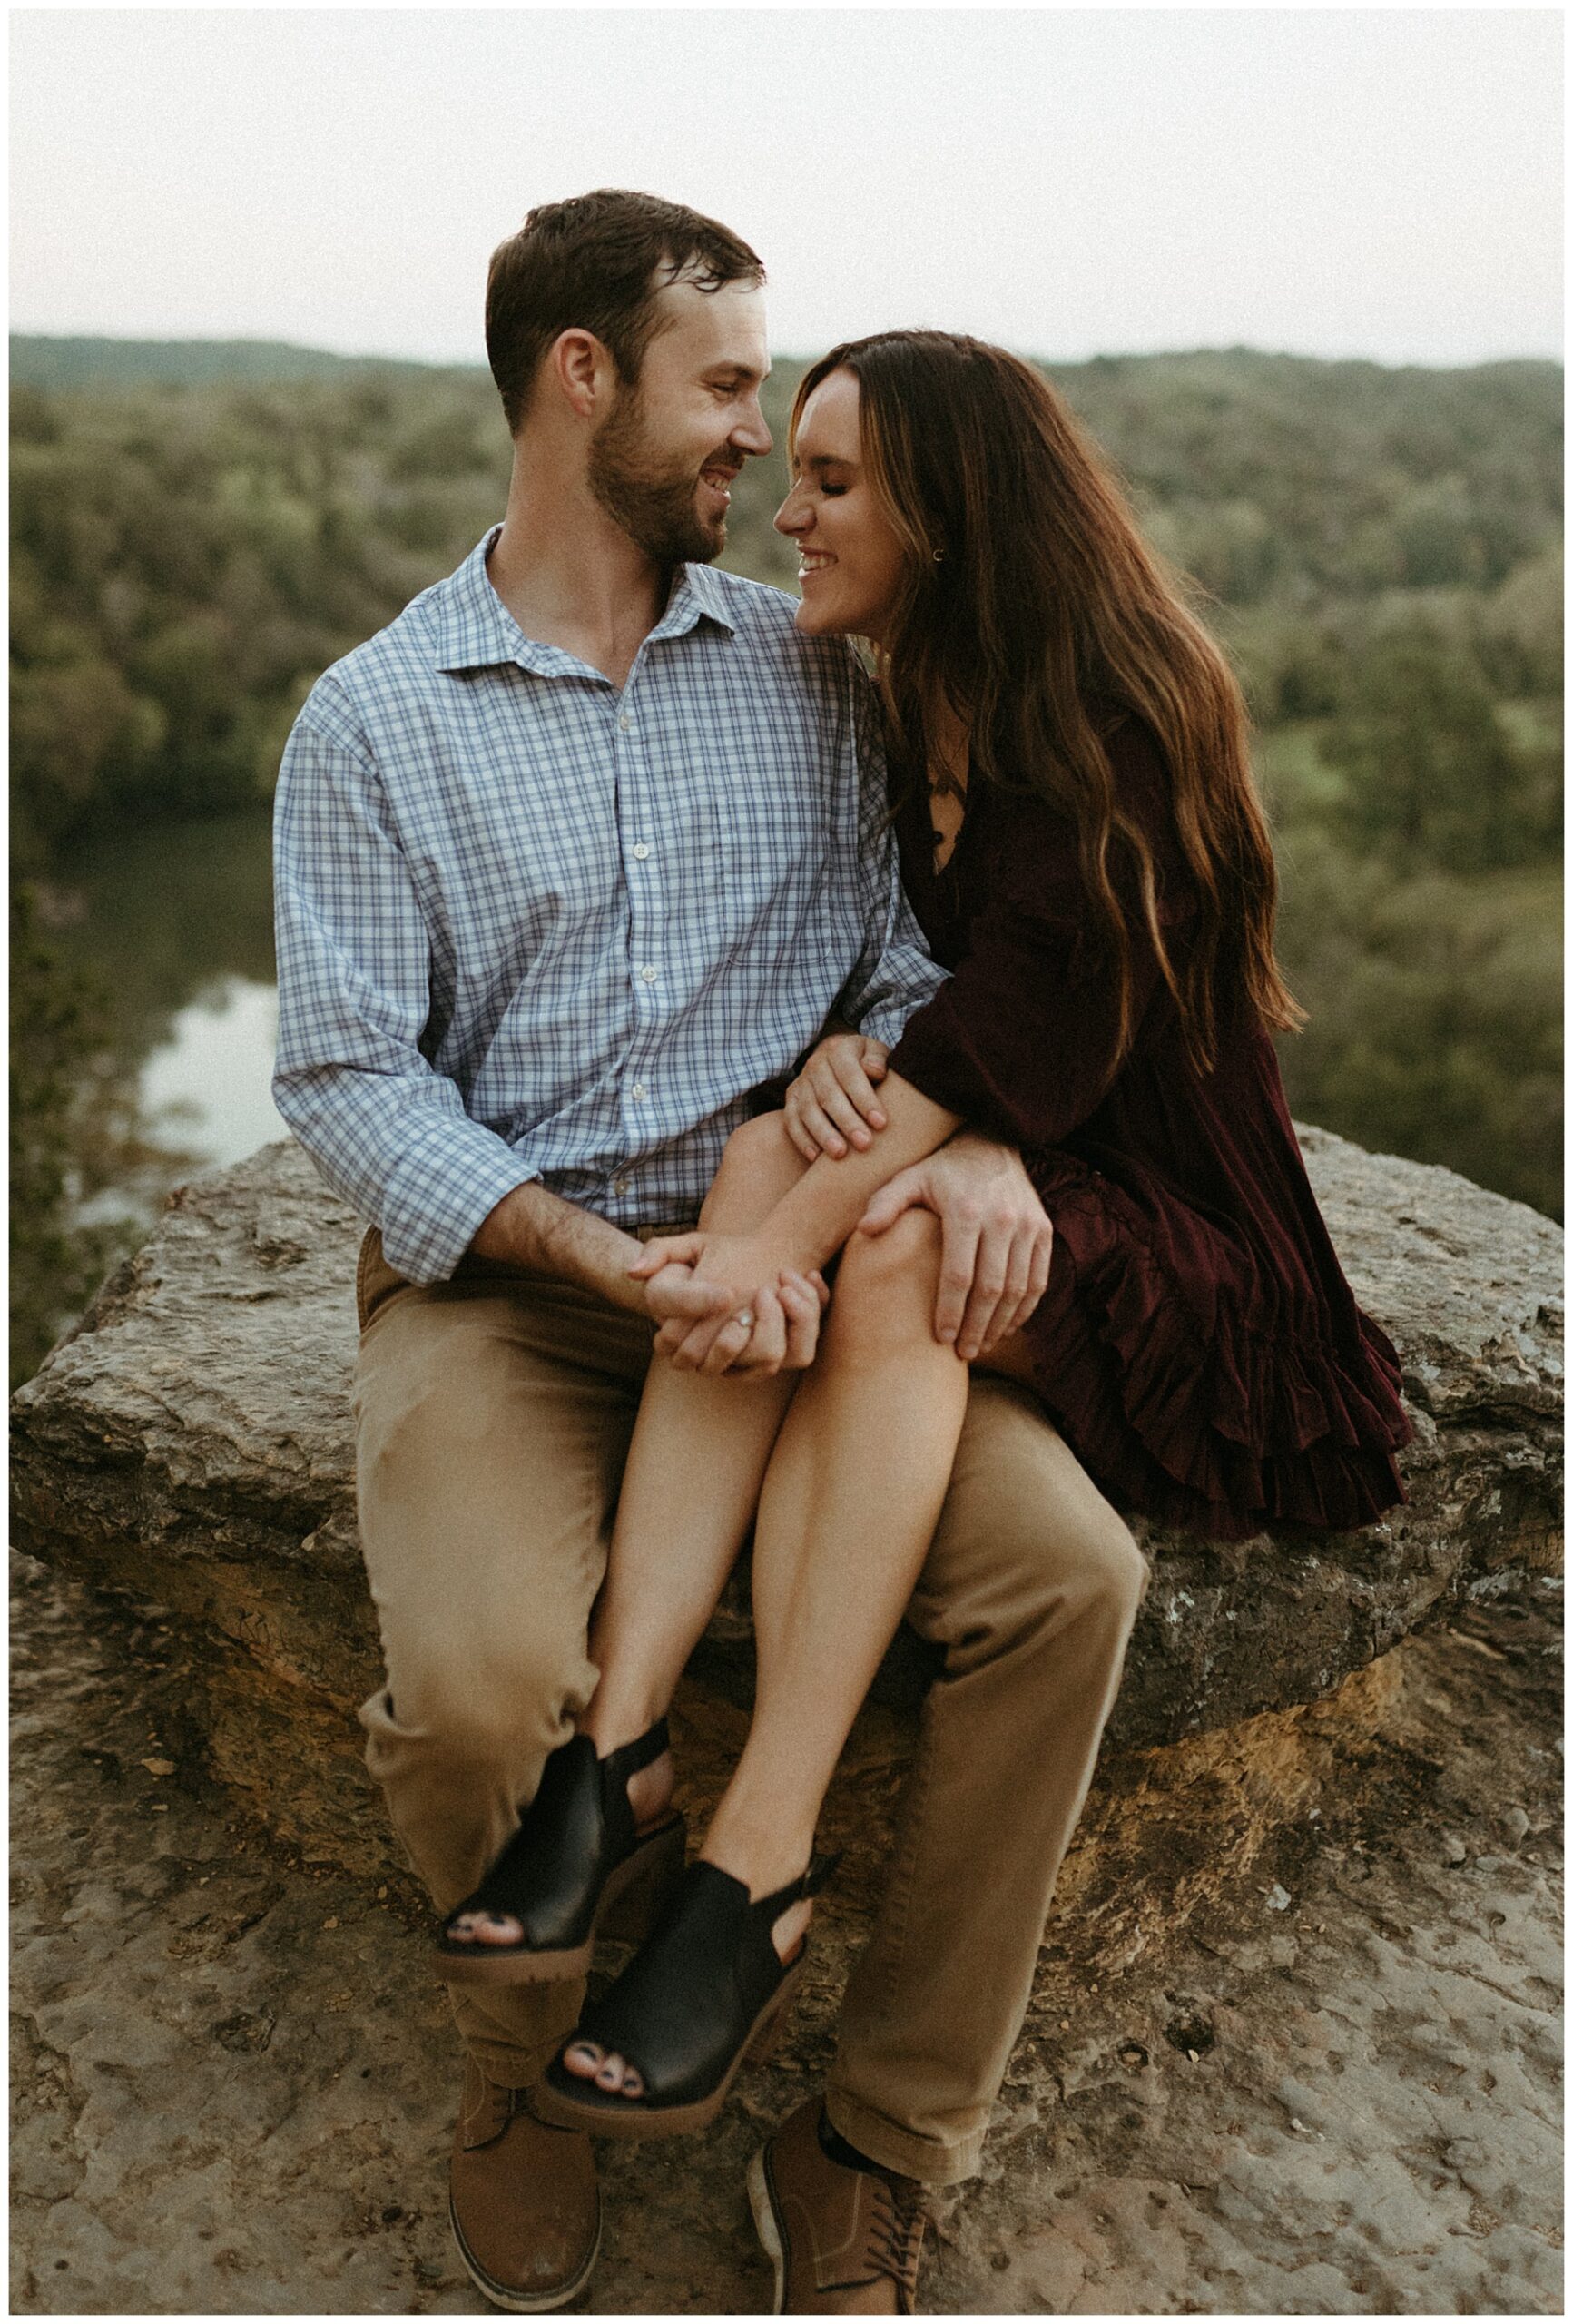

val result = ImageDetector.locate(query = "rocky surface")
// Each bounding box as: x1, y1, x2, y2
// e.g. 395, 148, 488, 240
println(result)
11, 1549, 1563, 2315
9, 1133, 1562, 1881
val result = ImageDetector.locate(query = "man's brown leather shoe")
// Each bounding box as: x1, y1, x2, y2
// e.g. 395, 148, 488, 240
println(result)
747, 2097, 927, 2314
449, 2055, 600, 2312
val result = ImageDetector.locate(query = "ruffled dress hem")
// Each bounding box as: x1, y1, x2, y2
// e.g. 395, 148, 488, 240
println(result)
1022, 1167, 1411, 1541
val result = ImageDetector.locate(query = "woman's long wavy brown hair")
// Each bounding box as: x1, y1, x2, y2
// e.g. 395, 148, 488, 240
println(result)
791, 332, 1303, 1075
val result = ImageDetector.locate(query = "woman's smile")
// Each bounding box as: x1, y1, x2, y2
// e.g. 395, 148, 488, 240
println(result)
773, 366, 907, 641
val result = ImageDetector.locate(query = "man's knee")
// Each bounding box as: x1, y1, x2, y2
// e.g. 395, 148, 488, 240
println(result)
359, 1369, 605, 1768
983, 1497, 1143, 1655
926, 1383, 1148, 1645
372, 1620, 596, 1774
1066, 1503, 1148, 1633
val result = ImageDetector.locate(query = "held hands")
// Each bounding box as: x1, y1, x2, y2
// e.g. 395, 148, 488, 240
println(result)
783, 1033, 891, 1161
858, 1133, 1054, 1361
628, 1232, 830, 1377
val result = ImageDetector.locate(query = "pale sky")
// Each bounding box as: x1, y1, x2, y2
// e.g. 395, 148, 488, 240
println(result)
10, 7, 1564, 367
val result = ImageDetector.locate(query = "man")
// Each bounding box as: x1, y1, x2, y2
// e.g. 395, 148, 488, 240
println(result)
273, 189, 1144, 2314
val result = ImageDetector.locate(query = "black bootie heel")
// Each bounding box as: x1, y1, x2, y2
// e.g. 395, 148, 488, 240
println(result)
433, 1718, 685, 1986
535, 1852, 839, 2137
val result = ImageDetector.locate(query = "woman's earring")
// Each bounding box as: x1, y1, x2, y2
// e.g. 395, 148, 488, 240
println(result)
931, 547, 946, 564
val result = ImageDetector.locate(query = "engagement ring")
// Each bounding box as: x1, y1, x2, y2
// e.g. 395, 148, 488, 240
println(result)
736, 1309, 754, 1329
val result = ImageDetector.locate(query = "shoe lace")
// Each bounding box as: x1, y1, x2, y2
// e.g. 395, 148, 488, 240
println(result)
868, 2178, 926, 2299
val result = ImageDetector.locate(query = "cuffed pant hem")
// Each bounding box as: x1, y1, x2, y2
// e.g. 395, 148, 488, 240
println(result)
823, 2085, 987, 2189
459, 2030, 564, 2093
444, 1969, 584, 2097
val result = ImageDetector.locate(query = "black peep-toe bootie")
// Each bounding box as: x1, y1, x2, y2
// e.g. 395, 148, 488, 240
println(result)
433, 1718, 685, 1986
535, 1851, 838, 2137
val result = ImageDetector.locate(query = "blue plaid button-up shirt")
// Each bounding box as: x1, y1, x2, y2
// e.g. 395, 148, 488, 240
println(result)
272, 529, 946, 1286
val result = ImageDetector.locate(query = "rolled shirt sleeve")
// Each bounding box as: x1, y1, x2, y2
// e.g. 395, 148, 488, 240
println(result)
832, 658, 949, 1049
271, 690, 536, 1285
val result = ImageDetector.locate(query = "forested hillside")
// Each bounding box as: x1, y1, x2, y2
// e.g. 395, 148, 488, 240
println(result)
10, 339, 1563, 1354
11, 334, 436, 394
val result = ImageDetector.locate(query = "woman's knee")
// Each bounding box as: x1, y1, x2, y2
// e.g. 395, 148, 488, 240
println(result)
839, 1206, 943, 1294
827, 1208, 945, 1357
701, 1109, 806, 1229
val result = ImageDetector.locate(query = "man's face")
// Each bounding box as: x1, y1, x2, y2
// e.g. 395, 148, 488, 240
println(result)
587, 278, 772, 566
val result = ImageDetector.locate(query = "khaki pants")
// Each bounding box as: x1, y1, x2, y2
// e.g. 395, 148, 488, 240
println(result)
352, 1229, 1144, 2185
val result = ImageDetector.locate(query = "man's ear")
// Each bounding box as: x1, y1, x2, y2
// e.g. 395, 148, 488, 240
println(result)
545, 328, 613, 423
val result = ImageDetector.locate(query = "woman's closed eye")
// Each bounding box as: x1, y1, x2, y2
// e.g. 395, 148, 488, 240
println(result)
788, 464, 848, 498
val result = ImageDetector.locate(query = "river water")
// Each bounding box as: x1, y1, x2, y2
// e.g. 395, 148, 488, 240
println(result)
49, 812, 285, 1189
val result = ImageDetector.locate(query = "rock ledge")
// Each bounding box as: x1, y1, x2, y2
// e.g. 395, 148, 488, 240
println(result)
10, 1132, 1561, 1876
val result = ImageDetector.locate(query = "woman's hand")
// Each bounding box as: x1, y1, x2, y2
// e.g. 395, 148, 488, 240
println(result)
631, 1233, 829, 1375
783, 1033, 890, 1162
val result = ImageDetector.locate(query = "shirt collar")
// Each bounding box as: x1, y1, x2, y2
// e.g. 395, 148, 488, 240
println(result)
661, 559, 738, 641
433, 526, 736, 675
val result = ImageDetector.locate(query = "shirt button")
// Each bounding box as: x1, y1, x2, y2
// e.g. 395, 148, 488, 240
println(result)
618, 714, 634, 733
631, 1082, 648, 1100
639, 966, 657, 984
613, 1177, 630, 1196
632, 842, 651, 861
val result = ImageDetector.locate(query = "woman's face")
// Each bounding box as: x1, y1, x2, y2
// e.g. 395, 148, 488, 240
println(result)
773, 368, 909, 644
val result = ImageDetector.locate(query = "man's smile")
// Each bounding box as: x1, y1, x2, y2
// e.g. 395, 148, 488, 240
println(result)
700, 458, 742, 507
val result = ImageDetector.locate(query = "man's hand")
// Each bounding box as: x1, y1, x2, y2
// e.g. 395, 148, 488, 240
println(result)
856, 1134, 1053, 1361
633, 1249, 736, 1336
783, 1033, 890, 1161
630, 1233, 828, 1376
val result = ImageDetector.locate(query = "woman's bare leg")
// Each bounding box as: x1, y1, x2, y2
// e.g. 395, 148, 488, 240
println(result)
447, 1113, 811, 1955
580, 1114, 811, 1757
567, 1207, 970, 2093
709, 1207, 966, 1902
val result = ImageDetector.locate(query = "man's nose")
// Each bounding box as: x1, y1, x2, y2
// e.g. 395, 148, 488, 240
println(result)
732, 394, 772, 458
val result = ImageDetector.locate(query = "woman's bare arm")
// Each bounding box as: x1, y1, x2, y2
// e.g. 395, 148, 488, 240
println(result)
631, 1072, 961, 1371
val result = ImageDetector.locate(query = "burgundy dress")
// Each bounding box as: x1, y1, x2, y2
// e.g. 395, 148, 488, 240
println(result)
887, 716, 1412, 1540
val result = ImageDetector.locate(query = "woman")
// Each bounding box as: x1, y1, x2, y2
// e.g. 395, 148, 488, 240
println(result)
436, 331, 1411, 2139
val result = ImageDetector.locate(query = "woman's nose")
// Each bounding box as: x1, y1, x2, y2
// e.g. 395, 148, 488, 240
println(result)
773, 487, 810, 537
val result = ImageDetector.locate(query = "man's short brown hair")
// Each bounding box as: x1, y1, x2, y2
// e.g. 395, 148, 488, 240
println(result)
486, 189, 765, 435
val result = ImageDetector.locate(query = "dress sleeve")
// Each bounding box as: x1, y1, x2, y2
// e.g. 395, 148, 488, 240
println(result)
887, 727, 1192, 1149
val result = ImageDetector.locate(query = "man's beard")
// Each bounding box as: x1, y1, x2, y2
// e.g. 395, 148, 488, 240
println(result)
587, 385, 729, 567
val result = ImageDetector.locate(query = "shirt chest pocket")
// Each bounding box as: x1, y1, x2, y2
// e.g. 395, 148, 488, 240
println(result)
680, 753, 832, 916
